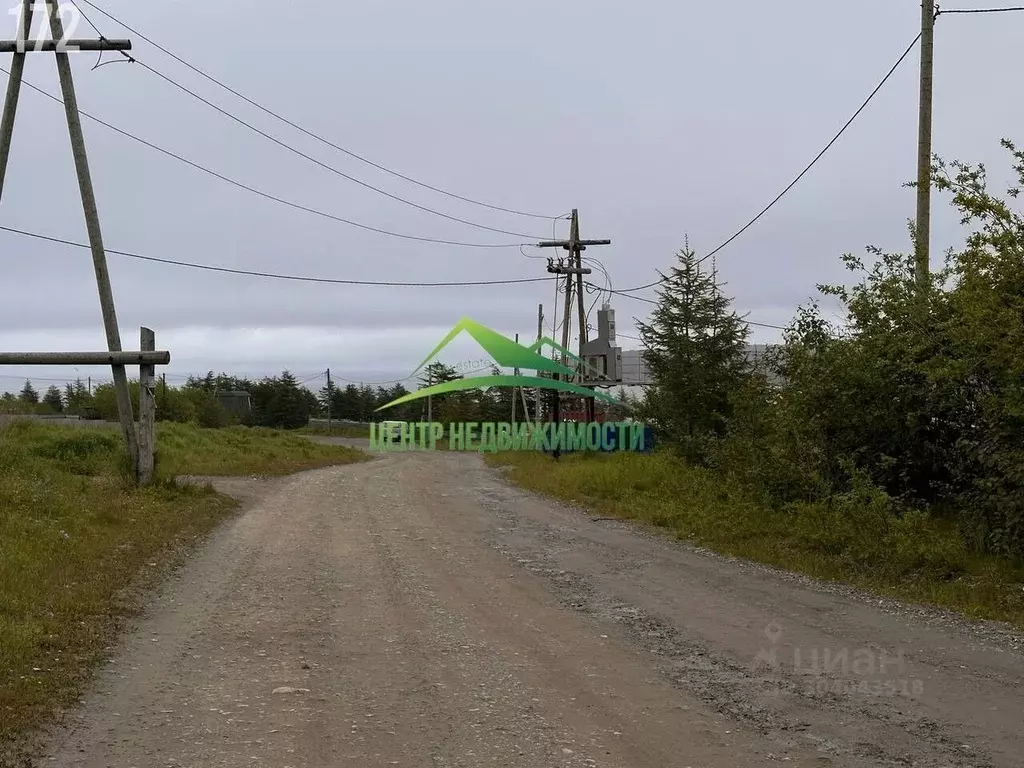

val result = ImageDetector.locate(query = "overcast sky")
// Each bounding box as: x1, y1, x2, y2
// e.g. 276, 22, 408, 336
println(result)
1, 0, 1022, 392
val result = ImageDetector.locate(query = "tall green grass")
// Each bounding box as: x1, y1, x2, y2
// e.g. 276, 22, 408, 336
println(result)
486, 450, 1024, 627
155, 422, 366, 476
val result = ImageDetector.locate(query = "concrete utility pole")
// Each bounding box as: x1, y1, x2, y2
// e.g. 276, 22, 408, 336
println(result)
0, 2, 140, 470
915, 2, 937, 290
537, 209, 611, 457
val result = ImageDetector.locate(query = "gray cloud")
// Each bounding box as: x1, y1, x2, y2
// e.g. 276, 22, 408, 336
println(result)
2, 0, 1021, 389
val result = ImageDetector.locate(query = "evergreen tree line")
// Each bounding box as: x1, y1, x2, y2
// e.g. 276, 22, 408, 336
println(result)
1, 373, 323, 429
319, 362, 633, 426
637, 140, 1024, 560
1, 359, 636, 430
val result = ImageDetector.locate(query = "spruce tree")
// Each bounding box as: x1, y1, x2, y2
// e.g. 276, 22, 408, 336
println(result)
637, 243, 751, 463
19, 380, 38, 405
42, 385, 64, 413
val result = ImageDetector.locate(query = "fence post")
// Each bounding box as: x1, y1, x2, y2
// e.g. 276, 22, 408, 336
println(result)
138, 327, 156, 484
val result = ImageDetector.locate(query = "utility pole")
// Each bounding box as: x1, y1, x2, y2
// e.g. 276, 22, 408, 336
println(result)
326, 367, 332, 432
535, 303, 543, 425
0, 2, 139, 470
512, 333, 519, 425
915, 1, 937, 290
0, 0, 32, 197
538, 209, 611, 458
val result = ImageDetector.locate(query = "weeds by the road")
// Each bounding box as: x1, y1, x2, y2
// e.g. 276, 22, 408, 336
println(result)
486, 450, 1024, 628
0, 421, 365, 762
158, 422, 366, 476
297, 424, 370, 439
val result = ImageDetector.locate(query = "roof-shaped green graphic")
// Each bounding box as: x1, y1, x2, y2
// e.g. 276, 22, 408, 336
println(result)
377, 317, 621, 412
380, 375, 618, 410
528, 336, 606, 380
411, 317, 576, 378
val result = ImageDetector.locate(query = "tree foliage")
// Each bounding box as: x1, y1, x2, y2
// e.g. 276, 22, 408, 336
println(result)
41, 385, 64, 413
19, 381, 38, 405
637, 244, 752, 464
672, 139, 1024, 560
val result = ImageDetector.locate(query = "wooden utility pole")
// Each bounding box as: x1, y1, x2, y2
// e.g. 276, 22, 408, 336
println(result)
535, 303, 543, 424
512, 333, 519, 424
138, 328, 156, 484
326, 367, 333, 432
0, 3, 140, 473
538, 209, 610, 369
561, 272, 574, 365
537, 209, 610, 457
0, 0, 32, 196
520, 387, 531, 424
915, 2, 937, 290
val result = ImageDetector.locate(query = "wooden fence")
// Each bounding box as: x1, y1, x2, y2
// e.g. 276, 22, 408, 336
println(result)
0, 327, 169, 483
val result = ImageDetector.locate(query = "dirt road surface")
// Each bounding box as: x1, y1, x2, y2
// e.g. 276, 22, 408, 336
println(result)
42, 446, 1023, 767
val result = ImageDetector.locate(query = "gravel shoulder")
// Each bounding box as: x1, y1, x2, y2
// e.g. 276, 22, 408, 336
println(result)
39, 449, 1023, 768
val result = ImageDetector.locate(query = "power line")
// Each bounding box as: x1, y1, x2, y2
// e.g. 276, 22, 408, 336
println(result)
330, 373, 418, 386
596, 286, 788, 331
70, 4, 546, 241
0, 66, 531, 251
0, 225, 553, 287
0, 373, 103, 383
131, 59, 544, 240
613, 31, 924, 295
75, 0, 560, 221
742, 319, 789, 331
938, 6, 1024, 14
582, 255, 613, 327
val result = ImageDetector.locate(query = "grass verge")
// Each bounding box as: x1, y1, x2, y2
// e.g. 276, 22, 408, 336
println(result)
297, 424, 371, 439
0, 421, 366, 763
485, 450, 1024, 628
158, 422, 367, 476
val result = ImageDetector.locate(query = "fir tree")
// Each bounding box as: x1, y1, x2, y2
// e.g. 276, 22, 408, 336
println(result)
42, 385, 64, 412
19, 380, 38, 405
637, 243, 751, 463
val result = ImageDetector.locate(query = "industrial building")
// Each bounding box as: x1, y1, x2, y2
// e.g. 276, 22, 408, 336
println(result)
578, 306, 783, 388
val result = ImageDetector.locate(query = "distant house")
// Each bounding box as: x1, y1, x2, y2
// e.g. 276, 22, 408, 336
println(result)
215, 391, 252, 420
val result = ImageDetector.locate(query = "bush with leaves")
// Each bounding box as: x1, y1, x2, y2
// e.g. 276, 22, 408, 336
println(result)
749, 140, 1024, 558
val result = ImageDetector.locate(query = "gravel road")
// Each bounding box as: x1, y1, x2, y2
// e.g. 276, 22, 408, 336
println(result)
42, 447, 1023, 767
